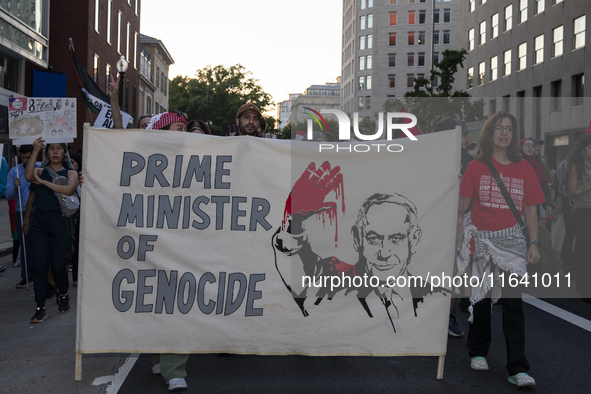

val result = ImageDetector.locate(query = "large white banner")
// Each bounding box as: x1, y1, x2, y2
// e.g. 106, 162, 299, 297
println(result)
77, 126, 461, 356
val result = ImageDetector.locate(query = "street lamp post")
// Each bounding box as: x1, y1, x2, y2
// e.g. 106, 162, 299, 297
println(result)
206, 81, 210, 124
116, 55, 129, 107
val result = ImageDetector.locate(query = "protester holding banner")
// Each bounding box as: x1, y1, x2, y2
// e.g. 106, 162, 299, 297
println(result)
144, 111, 189, 392
457, 112, 543, 387
187, 119, 211, 134
566, 134, 591, 302
5, 145, 38, 286
236, 103, 264, 137
25, 138, 79, 323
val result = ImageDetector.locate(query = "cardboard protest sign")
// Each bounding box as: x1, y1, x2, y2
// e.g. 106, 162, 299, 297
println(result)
94, 104, 133, 129
77, 126, 460, 357
9, 97, 77, 145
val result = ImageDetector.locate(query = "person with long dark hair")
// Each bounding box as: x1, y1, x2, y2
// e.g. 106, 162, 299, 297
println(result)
566, 134, 591, 302
457, 112, 544, 387
25, 138, 78, 323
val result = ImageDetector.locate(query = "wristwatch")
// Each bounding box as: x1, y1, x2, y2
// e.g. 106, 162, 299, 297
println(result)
530, 239, 539, 246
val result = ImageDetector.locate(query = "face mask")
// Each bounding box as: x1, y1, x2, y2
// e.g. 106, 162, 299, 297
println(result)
468, 150, 475, 157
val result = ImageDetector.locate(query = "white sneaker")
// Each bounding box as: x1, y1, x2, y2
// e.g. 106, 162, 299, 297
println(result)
470, 356, 489, 371
508, 372, 536, 387
167, 378, 188, 391
151, 364, 161, 375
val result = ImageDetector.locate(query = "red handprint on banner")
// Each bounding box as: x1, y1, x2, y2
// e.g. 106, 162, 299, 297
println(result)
284, 162, 346, 245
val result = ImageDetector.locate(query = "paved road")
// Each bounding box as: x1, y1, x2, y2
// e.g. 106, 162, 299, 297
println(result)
3, 246, 589, 394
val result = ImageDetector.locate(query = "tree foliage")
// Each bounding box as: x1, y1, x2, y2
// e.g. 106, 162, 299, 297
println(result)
399, 49, 486, 132
169, 64, 273, 135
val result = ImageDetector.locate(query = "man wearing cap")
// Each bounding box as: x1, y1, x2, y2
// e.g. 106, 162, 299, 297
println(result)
236, 103, 264, 137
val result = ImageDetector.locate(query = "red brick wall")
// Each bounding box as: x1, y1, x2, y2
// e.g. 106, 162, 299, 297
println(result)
49, 0, 141, 153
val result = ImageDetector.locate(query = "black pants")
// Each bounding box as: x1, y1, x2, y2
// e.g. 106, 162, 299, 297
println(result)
573, 207, 591, 297
28, 209, 73, 307
561, 198, 576, 268
467, 283, 530, 376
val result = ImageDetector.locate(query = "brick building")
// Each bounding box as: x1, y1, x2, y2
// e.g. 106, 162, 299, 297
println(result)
49, 0, 141, 152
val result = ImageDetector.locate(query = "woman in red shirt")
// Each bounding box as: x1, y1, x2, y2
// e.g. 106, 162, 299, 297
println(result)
457, 111, 543, 387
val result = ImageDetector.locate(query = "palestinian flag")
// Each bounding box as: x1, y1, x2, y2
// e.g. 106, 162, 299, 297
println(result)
69, 40, 132, 128
70, 42, 110, 114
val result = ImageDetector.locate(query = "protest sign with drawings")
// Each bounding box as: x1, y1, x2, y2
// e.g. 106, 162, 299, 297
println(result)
76, 126, 461, 379
9, 97, 77, 146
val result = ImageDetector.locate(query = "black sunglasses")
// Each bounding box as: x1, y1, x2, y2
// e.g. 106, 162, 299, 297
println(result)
173, 110, 188, 121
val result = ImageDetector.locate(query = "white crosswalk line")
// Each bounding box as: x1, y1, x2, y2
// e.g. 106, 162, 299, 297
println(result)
523, 293, 591, 332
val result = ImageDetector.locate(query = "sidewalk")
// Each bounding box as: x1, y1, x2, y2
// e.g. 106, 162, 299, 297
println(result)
0, 198, 128, 394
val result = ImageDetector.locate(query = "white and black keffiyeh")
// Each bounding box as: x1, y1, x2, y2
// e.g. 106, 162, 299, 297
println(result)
457, 214, 527, 322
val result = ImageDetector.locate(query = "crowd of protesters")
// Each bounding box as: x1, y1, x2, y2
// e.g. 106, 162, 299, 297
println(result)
2, 75, 590, 392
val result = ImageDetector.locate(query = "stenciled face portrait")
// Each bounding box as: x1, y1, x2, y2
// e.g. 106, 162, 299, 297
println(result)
358, 203, 421, 283
237, 110, 260, 135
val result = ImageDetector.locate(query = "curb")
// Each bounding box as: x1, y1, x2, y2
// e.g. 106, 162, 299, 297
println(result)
0, 242, 13, 258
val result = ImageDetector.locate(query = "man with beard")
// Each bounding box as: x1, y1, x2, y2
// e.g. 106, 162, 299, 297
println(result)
236, 103, 264, 136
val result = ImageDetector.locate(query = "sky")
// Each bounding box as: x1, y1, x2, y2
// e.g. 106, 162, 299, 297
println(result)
140, 0, 342, 114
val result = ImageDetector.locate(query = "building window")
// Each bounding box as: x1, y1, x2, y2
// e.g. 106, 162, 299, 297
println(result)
388, 74, 396, 88
389, 32, 397, 46
518, 42, 527, 70
366, 96, 371, 110
418, 52, 425, 66
408, 11, 416, 25
504, 5, 513, 31
434, 9, 440, 23
390, 11, 397, 25
95, 0, 100, 33
360, 15, 366, 30
126, 22, 130, 63
105, 63, 110, 92
390, 0, 397, 4
443, 30, 450, 44
478, 62, 485, 85
135, 0, 138, 15
367, 76, 372, 90
358, 97, 364, 110
367, 34, 373, 48
360, 36, 366, 50
574, 15, 586, 50
359, 56, 365, 71
389, 53, 396, 67
551, 80, 562, 111
469, 0, 475, 13
408, 53, 415, 67
407, 74, 415, 88
535, 0, 545, 15
408, 31, 415, 45
443, 9, 451, 23
433, 30, 440, 45
107, 0, 112, 44
361, 0, 366, 10
534, 34, 544, 64
117, 11, 122, 53
419, 10, 426, 24
491, 13, 499, 39
479, 21, 486, 45
93, 54, 99, 83
467, 67, 474, 89
573, 74, 585, 106
503, 49, 512, 76
367, 55, 372, 69
468, 28, 474, 51
433, 52, 439, 65
433, 75, 439, 87
553, 25, 563, 57
490, 56, 498, 81
134, 32, 138, 69
359, 76, 365, 90
553, 0, 563, 4
519, 0, 527, 24
418, 31, 425, 45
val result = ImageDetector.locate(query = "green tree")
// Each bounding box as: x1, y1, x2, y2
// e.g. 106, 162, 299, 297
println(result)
401, 49, 485, 132
169, 64, 274, 135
